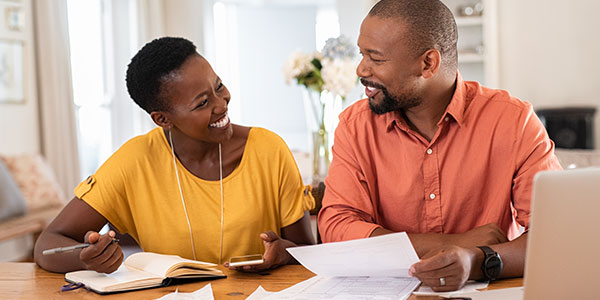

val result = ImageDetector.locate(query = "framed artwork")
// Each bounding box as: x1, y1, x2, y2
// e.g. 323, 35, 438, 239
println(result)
0, 40, 24, 103
5, 5, 24, 32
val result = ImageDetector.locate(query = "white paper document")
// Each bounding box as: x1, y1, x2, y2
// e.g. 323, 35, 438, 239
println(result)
457, 287, 524, 300
245, 286, 274, 300
413, 280, 489, 297
286, 232, 420, 277
255, 233, 421, 300
154, 284, 214, 300
261, 275, 420, 300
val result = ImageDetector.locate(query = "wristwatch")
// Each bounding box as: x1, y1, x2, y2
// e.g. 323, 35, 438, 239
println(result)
477, 246, 503, 281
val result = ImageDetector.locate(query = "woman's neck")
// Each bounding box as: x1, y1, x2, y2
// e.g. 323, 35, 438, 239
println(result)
164, 125, 249, 180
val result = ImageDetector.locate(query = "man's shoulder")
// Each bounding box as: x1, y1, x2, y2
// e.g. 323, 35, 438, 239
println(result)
339, 98, 374, 123
470, 82, 532, 112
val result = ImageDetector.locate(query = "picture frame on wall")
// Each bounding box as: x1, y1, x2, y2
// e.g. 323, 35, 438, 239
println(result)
0, 40, 24, 103
5, 5, 24, 32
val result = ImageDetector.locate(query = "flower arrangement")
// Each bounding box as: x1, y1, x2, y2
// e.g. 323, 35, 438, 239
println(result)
283, 36, 358, 99
283, 36, 358, 183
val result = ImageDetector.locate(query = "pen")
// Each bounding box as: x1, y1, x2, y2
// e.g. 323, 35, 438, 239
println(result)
42, 239, 119, 255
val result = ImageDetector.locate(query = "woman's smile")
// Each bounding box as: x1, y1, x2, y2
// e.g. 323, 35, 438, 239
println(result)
209, 113, 230, 129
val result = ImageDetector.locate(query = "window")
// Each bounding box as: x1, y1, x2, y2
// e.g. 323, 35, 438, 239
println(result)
67, 0, 112, 179
67, 0, 146, 179
206, 0, 340, 153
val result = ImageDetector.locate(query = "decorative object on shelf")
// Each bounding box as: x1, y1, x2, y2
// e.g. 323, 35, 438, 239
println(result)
283, 36, 358, 183
457, 1, 483, 17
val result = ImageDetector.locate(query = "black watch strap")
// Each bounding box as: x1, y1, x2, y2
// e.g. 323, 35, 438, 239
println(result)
477, 246, 503, 281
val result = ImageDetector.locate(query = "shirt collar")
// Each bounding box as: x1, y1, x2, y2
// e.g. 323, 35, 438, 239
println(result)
385, 111, 405, 132
442, 72, 467, 127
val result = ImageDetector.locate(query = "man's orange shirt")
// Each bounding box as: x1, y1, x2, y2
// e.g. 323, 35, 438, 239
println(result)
318, 74, 562, 242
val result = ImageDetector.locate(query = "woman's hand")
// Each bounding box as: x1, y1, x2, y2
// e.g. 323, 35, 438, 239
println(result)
79, 230, 124, 274
224, 231, 296, 272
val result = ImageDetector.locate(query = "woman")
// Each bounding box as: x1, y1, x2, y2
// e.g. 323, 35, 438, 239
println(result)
34, 37, 315, 274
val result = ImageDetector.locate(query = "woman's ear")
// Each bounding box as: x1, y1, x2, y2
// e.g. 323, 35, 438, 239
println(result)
150, 111, 172, 129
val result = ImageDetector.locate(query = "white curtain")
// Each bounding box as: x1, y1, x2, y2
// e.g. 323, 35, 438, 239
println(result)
131, 0, 166, 134
136, 0, 166, 43
32, 0, 80, 197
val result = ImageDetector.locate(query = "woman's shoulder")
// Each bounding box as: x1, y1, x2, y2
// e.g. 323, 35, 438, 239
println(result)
102, 127, 166, 167
248, 127, 289, 149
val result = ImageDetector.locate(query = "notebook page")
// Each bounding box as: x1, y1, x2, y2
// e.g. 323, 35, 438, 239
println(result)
125, 252, 216, 277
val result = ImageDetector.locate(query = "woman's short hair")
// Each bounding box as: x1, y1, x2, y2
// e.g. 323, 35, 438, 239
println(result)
126, 37, 198, 113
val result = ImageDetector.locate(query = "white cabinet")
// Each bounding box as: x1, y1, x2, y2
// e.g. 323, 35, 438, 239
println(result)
442, 0, 498, 87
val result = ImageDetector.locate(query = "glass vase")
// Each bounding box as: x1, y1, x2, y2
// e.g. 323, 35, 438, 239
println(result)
312, 128, 330, 184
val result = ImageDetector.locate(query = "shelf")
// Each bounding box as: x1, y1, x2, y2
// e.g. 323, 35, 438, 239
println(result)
455, 16, 483, 26
458, 53, 485, 63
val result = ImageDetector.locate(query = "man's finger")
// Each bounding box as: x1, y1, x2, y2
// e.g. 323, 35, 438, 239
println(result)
411, 251, 455, 274
412, 262, 460, 279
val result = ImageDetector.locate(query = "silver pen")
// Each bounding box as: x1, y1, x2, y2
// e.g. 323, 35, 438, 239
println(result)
42, 239, 119, 255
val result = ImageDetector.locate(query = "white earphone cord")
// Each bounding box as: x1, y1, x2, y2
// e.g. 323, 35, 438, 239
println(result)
170, 131, 197, 260
169, 131, 225, 263
218, 143, 224, 264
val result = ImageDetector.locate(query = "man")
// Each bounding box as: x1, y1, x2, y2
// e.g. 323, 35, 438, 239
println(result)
318, 0, 562, 292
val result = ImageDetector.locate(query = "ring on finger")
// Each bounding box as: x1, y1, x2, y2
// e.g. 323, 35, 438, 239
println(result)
439, 277, 446, 286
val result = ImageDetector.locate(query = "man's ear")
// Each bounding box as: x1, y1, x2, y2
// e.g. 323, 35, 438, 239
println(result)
420, 49, 441, 79
150, 111, 172, 129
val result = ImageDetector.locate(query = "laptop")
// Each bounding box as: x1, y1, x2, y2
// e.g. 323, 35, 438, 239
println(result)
523, 167, 600, 300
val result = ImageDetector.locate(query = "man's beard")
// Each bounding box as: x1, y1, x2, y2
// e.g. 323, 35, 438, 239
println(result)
361, 78, 420, 115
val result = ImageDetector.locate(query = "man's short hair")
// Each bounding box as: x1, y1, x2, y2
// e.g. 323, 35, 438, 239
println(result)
369, 0, 458, 72
126, 37, 198, 113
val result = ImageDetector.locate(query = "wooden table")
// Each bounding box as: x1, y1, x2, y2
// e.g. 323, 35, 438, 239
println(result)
0, 263, 522, 299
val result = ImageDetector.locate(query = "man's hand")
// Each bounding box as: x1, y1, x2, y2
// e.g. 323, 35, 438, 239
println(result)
224, 231, 296, 272
409, 245, 479, 292
79, 230, 123, 274
449, 223, 508, 248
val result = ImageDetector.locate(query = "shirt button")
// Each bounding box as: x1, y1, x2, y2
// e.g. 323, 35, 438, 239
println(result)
444, 117, 449, 122
429, 193, 436, 199
426, 148, 433, 155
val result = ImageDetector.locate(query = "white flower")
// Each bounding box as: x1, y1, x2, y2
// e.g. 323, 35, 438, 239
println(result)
321, 36, 356, 60
321, 58, 358, 98
282, 51, 317, 85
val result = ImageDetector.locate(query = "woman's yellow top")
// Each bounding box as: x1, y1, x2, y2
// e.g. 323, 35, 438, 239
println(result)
74, 127, 314, 263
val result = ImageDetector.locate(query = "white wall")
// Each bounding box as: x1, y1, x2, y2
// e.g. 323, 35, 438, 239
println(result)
498, 0, 600, 148
235, 4, 318, 152
336, 0, 374, 44
0, 0, 39, 262
0, 0, 40, 155
163, 0, 205, 51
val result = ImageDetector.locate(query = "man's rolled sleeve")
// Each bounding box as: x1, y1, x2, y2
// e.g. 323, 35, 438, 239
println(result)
512, 104, 562, 231
318, 117, 380, 242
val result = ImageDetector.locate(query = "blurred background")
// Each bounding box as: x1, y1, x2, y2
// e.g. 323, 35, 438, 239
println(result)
0, 0, 598, 261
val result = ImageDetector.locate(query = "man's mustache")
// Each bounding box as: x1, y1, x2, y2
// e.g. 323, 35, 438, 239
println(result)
360, 78, 386, 91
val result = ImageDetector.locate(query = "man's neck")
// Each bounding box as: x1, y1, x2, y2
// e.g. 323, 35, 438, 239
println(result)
403, 76, 457, 142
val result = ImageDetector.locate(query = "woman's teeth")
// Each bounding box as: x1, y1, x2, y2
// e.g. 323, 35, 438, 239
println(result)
209, 115, 229, 128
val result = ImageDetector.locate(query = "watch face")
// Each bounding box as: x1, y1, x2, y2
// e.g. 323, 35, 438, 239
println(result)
484, 256, 503, 279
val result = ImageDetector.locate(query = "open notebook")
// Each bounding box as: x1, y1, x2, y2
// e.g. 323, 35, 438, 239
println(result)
65, 252, 226, 294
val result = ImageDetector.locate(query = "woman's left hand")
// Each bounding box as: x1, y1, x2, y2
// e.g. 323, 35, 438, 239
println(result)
224, 230, 296, 272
